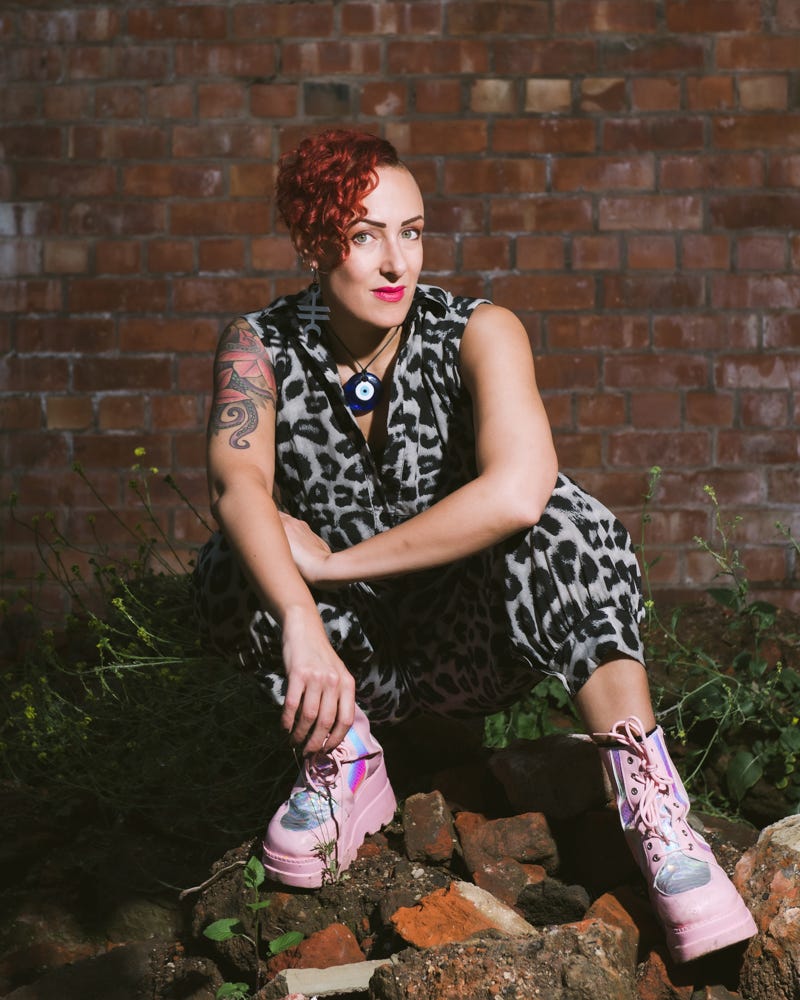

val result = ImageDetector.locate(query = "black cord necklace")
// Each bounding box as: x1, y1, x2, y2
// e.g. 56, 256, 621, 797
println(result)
325, 323, 402, 416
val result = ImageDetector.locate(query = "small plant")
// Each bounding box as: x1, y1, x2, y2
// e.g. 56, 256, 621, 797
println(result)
639, 468, 800, 820
203, 856, 303, 998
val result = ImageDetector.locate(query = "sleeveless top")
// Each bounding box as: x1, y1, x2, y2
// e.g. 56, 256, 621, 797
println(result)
244, 283, 490, 552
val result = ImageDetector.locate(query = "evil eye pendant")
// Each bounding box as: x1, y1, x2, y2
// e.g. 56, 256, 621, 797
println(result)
344, 371, 382, 415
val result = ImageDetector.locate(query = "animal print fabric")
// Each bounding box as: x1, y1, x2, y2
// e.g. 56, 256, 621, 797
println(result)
193, 284, 645, 724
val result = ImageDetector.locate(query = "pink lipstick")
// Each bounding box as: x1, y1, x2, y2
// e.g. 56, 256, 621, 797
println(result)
373, 286, 406, 303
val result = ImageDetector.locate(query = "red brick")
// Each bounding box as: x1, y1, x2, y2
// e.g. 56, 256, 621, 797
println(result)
16, 317, 114, 353
67, 45, 112, 80
608, 430, 710, 468
0, 126, 61, 159
17, 469, 121, 510
767, 468, 800, 503
763, 313, 800, 349
524, 79, 572, 114
74, 358, 172, 392
665, 0, 761, 32
462, 236, 511, 272
656, 469, 764, 507
776, 0, 800, 28
686, 391, 735, 426
0, 240, 41, 276
151, 394, 200, 430
606, 354, 707, 389
603, 38, 705, 72
547, 315, 649, 350
1, 84, 38, 121
114, 45, 170, 80
235, 2, 334, 37
95, 240, 141, 274
715, 354, 799, 390
175, 43, 277, 77
492, 275, 595, 311
173, 278, 270, 314
576, 393, 626, 427
682, 235, 730, 270
147, 240, 195, 274
631, 77, 681, 111
18, 164, 116, 200
605, 274, 703, 309
552, 155, 654, 192
598, 195, 703, 230
3, 355, 70, 393
533, 354, 601, 390
43, 84, 93, 119
717, 428, 800, 462
515, 237, 565, 270
444, 160, 547, 195
714, 115, 800, 150
98, 395, 146, 430
630, 391, 681, 428
415, 79, 462, 115
653, 314, 757, 350
741, 391, 790, 428
147, 84, 193, 119
767, 155, 800, 187
717, 37, 800, 72
128, 6, 226, 40
492, 38, 598, 76
199, 239, 246, 272
67, 202, 165, 237
282, 40, 381, 75
1, 431, 70, 472
68, 278, 168, 313
554, 1, 657, 33
387, 121, 488, 156
603, 117, 705, 152
230, 163, 274, 197
739, 75, 789, 112
170, 203, 270, 236
492, 197, 592, 233
252, 237, 297, 272
344, 0, 443, 34
449, 1, 548, 34
660, 153, 764, 189
95, 84, 142, 119
686, 76, 735, 111
628, 236, 676, 270
493, 118, 595, 154
119, 318, 218, 353
173, 124, 271, 159
360, 81, 408, 118
198, 83, 247, 118
553, 432, 603, 468
471, 79, 516, 114
0, 396, 42, 430
542, 394, 573, 429
737, 235, 787, 270
712, 275, 800, 309
46, 396, 94, 430
571, 236, 620, 270
0, 280, 62, 313
579, 78, 626, 113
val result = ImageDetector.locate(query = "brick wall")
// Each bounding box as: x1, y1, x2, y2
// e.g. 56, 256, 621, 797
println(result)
2, 0, 799, 619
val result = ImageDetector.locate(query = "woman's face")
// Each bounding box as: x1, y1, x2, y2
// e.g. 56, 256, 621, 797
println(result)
319, 165, 424, 336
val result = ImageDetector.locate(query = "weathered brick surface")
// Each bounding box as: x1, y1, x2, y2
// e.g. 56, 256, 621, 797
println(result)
2, 1, 798, 619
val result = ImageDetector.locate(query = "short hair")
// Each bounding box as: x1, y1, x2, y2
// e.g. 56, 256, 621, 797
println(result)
275, 129, 401, 269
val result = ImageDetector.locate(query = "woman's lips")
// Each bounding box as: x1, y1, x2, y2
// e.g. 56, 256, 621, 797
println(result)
372, 286, 406, 303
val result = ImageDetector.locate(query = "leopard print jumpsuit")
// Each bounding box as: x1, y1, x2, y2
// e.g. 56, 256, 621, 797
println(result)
193, 284, 645, 724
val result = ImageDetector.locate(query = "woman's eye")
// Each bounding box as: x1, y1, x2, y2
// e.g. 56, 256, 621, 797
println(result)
402, 228, 422, 241
352, 231, 373, 245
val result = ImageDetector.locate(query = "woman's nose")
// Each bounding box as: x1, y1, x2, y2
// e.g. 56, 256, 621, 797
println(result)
381, 238, 408, 277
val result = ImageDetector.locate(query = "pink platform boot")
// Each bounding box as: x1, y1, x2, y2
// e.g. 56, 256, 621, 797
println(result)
262, 705, 397, 888
597, 716, 757, 963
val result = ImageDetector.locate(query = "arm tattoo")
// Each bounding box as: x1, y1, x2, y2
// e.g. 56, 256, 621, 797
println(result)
209, 319, 277, 450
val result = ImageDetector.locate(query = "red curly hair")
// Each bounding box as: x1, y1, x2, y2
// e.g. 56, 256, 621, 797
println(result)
276, 129, 401, 269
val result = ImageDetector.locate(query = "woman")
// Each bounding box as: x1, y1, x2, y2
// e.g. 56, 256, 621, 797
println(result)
194, 129, 756, 963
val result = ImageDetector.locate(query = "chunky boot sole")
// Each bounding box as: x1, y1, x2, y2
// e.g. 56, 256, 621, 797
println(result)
666, 893, 758, 963
262, 759, 397, 889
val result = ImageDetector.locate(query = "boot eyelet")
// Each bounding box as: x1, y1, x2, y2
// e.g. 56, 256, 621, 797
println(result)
653, 854, 660, 862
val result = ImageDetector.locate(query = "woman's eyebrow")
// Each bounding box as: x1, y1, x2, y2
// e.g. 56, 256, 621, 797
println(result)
353, 214, 424, 229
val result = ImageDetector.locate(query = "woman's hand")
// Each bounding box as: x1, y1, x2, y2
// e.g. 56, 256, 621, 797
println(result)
280, 605, 355, 753
279, 512, 336, 588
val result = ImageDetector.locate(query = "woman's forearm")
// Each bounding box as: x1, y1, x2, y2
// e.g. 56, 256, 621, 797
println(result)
322, 464, 558, 586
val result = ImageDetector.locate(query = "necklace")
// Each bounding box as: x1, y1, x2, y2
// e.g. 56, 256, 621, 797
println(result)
325, 323, 402, 416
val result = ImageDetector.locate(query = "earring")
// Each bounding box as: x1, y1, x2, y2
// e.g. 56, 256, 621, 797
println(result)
298, 268, 330, 336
